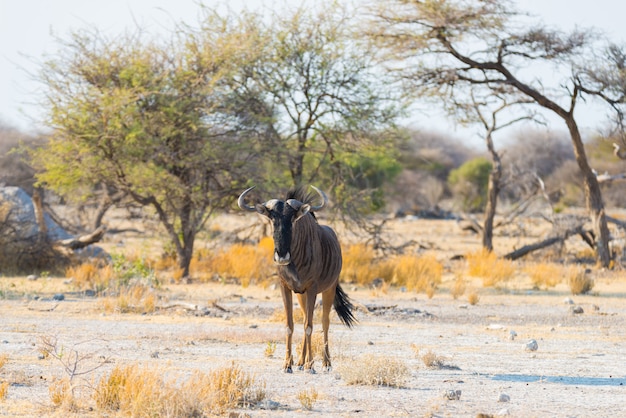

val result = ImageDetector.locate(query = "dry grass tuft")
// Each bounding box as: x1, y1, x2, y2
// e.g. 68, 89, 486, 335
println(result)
264, 341, 277, 358
296, 332, 325, 361
337, 354, 409, 387
341, 244, 378, 285
524, 262, 564, 289
297, 387, 319, 410
0, 381, 8, 400
65, 261, 114, 293
393, 254, 443, 297
0, 354, 8, 370
568, 268, 594, 295
49, 377, 77, 410
99, 285, 157, 314
467, 291, 480, 305
466, 249, 515, 287
420, 350, 457, 369
451, 275, 466, 299
191, 242, 273, 286
94, 362, 265, 416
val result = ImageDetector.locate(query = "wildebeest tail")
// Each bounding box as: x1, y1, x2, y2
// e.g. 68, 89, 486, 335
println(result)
334, 284, 357, 328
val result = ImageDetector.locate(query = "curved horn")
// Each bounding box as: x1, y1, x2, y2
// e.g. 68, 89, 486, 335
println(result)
238, 186, 259, 212
309, 185, 327, 211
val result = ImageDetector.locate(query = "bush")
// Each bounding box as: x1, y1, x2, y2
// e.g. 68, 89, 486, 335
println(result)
448, 157, 492, 212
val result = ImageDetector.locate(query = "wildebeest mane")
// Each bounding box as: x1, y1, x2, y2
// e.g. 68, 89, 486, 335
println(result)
286, 187, 319, 219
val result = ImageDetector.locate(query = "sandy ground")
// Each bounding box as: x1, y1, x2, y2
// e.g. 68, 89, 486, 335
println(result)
1, 214, 625, 417
0, 277, 624, 418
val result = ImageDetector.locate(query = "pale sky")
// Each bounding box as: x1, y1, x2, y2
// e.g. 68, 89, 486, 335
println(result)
1, 0, 626, 137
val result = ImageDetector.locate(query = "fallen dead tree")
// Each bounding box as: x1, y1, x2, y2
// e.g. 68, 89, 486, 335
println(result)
504, 223, 593, 260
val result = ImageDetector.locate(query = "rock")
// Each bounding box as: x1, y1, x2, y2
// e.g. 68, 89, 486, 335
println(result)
27, 275, 38, 281
150, 351, 159, 359
443, 389, 462, 400
563, 297, 574, 305
498, 393, 511, 402
52, 293, 65, 301
525, 339, 538, 351
258, 399, 281, 410
509, 330, 517, 340
570, 306, 584, 314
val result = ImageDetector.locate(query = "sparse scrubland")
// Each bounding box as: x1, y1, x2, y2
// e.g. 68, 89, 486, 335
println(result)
0, 214, 625, 417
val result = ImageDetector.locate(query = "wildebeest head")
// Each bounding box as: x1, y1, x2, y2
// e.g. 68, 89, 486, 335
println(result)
238, 186, 327, 265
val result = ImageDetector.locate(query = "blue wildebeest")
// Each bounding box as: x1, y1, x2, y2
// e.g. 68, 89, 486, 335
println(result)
238, 186, 356, 373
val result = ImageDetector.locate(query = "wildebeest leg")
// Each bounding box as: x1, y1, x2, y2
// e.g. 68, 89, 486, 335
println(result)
295, 293, 307, 370
280, 283, 294, 373
321, 286, 336, 371
302, 289, 318, 373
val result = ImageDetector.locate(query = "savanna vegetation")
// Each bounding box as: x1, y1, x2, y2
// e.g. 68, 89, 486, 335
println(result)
1, 1, 626, 415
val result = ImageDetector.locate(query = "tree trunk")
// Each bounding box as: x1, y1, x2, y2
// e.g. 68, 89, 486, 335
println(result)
32, 187, 47, 243
565, 117, 611, 267
482, 132, 501, 252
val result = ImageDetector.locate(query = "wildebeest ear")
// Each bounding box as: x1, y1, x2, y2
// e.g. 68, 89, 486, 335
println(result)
255, 204, 270, 217
295, 204, 311, 221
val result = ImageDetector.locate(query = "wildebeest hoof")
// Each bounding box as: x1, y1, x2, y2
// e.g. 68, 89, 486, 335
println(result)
307, 368, 316, 374
284, 367, 293, 373
297, 365, 304, 371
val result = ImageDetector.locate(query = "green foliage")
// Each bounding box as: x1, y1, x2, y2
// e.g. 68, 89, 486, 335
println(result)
111, 254, 156, 286
337, 146, 403, 212
448, 157, 492, 212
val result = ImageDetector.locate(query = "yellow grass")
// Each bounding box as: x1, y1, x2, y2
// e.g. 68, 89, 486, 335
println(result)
94, 362, 266, 416
451, 275, 466, 299
393, 253, 443, 297
190, 241, 273, 286
466, 249, 515, 287
65, 262, 114, 293
524, 262, 564, 289
467, 291, 480, 305
297, 388, 319, 410
341, 243, 378, 285
338, 354, 409, 387
568, 267, 594, 295
99, 285, 157, 314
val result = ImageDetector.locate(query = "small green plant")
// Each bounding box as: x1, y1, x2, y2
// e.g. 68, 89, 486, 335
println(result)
264, 341, 277, 358
297, 388, 319, 410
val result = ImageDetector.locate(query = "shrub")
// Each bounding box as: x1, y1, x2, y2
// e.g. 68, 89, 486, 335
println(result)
448, 157, 492, 212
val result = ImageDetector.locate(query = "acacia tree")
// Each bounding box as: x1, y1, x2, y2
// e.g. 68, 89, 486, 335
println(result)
32, 29, 263, 276
221, 3, 402, 198
367, 0, 616, 266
